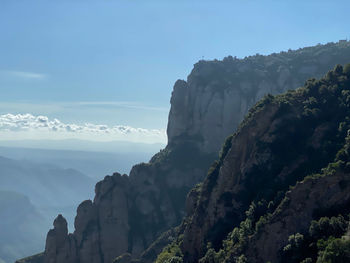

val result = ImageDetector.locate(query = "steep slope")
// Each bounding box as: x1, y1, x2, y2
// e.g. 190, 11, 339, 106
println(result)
155, 64, 350, 263
20, 40, 350, 263
42, 145, 216, 263
167, 40, 350, 154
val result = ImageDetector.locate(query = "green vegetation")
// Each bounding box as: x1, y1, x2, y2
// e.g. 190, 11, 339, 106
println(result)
155, 237, 184, 263
192, 41, 350, 99
157, 63, 350, 263
204, 125, 350, 262
205, 63, 350, 254
317, 238, 350, 263
281, 215, 350, 263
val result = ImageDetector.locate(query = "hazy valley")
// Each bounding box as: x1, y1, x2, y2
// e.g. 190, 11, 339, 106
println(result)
16, 40, 350, 263
2, 2, 350, 263
0, 141, 162, 263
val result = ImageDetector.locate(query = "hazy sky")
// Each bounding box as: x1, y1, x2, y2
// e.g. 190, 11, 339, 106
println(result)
0, 0, 349, 143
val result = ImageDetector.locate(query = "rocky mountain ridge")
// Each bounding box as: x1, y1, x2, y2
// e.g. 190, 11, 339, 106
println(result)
167, 40, 350, 153
155, 63, 350, 263
19, 40, 350, 263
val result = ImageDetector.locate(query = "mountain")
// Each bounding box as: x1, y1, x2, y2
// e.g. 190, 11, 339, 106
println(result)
0, 191, 46, 263
0, 139, 164, 155
154, 64, 350, 263
167, 40, 350, 154
0, 145, 160, 179
19, 40, 350, 263
0, 156, 95, 207
0, 156, 95, 263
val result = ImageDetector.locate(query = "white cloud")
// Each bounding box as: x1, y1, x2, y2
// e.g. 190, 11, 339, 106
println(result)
1, 70, 47, 79
0, 113, 167, 144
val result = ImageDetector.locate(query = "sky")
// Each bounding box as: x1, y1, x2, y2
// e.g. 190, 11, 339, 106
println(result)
0, 0, 349, 145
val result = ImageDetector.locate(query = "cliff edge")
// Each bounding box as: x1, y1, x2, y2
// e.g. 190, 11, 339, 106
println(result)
19, 40, 350, 263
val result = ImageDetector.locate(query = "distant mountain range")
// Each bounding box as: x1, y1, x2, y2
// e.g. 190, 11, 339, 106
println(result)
0, 155, 94, 263
0, 190, 46, 263
0, 140, 162, 263
0, 155, 95, 207
0, 140, 164, 178
0, 139, 165, 154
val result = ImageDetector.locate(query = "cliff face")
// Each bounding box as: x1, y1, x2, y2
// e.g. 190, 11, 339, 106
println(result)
20, 41, 350, 263
167, 40, 350, 154
40, 144, 215, 263
155, 63, 350, 263
243, 170, 350, 263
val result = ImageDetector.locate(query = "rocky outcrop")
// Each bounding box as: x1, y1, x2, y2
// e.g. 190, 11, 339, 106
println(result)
21, 40, 350, 263
43, 175, 132, 263
167, 40, 350, 153
155, 63, 350, 262
244, 171, 350, 263
41, 146, 215, 263
15, 253, 44, 263
181, 101, 283, 261
44, 215, 77, 263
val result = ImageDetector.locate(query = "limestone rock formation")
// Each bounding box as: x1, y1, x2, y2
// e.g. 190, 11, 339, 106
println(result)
41, 156, 216, 263
244, 171, 350, 263
43, 175, 132, 263
44, 215, 77, 263
155, 63, 350, 263
19, 40, 350, 263
167, 40, 350, 153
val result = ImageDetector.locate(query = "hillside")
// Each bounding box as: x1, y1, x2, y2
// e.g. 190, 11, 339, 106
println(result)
0, 191, 46, 263
0, 157, 94, 263
155, 64, 350, 263
0, 156, 94, 207
19, 40, 350, 263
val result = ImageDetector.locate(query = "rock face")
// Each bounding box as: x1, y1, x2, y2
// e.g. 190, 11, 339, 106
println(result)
154, 63, 350, 262
244, 171, 350, 263
44, 215, 77, 263
42, 150, 216, 263
21, 40, 350, 263
167, 40, 350, 153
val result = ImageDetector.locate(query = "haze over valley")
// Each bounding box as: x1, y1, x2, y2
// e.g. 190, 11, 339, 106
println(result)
1, 1, 350, 263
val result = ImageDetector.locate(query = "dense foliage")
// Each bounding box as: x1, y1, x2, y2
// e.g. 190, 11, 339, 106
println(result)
156, 63, 350, 263
282, 215, 350, 262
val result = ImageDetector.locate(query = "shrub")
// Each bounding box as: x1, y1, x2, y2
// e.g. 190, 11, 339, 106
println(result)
309, 215, 347, 240
156, 242, 183, 263
343, 63, 350, 76
317, 238, 350, 263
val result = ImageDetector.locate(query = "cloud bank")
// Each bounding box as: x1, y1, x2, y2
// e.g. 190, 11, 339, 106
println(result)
0, 113, 167, 144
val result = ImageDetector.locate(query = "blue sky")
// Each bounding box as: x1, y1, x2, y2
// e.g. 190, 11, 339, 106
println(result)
0, 0, 349, 143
